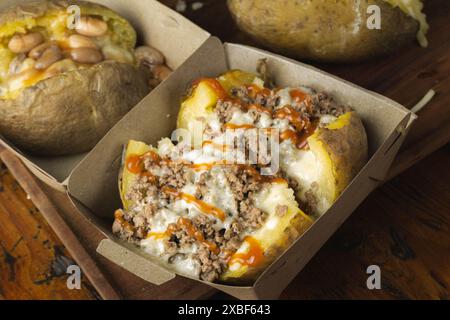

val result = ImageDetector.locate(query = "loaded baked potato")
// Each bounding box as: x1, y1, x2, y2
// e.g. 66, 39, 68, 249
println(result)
178, 69, 368, 217
111, 66, 367, 284
228, 0, 429, 62
0, 0, 171, 155
114, 138, 312, 283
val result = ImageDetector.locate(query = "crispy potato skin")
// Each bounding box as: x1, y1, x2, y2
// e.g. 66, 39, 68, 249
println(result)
0, 62, 149, 155
309, 112, 368, 205
0, 0, 148, 155
228, 0, 419, 62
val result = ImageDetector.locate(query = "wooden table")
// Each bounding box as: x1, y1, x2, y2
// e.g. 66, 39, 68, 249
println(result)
0, 0, 449, 299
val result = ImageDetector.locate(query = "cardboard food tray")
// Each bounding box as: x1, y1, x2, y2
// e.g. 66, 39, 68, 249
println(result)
63, 37, 416, 299
0, 0, 210, 192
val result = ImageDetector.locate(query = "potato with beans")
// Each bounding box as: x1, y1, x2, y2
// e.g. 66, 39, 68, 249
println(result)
0, 0, 172, 156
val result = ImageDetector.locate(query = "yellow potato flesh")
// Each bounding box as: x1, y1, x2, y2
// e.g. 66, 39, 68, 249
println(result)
177, 70, 259, 146
307, 112, 368, 209
119, 139, 153, 211
177, 81, 219, 141
217, 70, 258, 93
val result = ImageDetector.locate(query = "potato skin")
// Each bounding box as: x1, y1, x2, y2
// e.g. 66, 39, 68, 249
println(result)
0, 0, 148, 155
228, 0, 419, 62
309, 112, 368, 207
0, 62, 149, 155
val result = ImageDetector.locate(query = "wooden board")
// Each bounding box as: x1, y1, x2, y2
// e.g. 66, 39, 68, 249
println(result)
1, 0, 449, 300
0, 148, 120, 300
0, 156, 98, 300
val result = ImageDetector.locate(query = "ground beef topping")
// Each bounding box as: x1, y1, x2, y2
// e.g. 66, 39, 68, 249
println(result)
218, 85, 351, 126
310, 92, 351, 117
115, 82, 349, 282
113, 156, 276, 282
215, 99, 242, 123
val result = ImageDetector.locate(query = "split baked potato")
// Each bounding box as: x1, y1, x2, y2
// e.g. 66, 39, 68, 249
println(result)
177, 70, 368, 216
114, 139, 313, 283
0, 0, 171, 155
228, 0, 429, 62
111, 67, 368, 285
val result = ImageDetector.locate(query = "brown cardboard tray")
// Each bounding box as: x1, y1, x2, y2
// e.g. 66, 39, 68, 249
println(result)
65, 37, 416, 299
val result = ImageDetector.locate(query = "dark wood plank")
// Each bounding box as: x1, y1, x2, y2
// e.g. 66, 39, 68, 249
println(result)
0, 160, 96, 300
0, 148, 120, 300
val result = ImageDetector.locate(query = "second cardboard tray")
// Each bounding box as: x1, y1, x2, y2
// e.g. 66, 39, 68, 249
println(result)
0, 0, 210, 191
63, 37, 415, 299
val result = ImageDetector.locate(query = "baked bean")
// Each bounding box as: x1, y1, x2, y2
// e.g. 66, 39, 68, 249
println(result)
29, 41, 55, 59
135, 46, 165, 66
75, 16, 108, 37
8, 32, 44, 53
152, 64, 172, 81
70, 47, 103, 64
68, 34, 98, 49
102, 44, 134, 64
35, 46, 63, 70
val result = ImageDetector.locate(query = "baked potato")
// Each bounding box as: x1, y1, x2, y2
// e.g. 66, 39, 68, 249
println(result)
114, 139, 312, 283
111, 68, 367, 284
177, 70, 368, 216
0, 0, 171, 155
227, 0, 429, 62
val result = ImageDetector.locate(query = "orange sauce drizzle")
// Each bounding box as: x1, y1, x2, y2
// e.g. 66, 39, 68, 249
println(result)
178, 217, 219, 254
114, 210, 134, 232
274, 106, 306, 131
223, 123, 276, 137
218, 87, 316, 150
224, 123, 256, 130
147, 217, 219, 254
246, 84, 271, 98
228, 236, 264, 267
125, 150, 161, 182
279, 118, 318, 149
237, 164, 286, 185
290, 89, 309, 103
162, 187, 226, 221
202, 140, 232, 152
